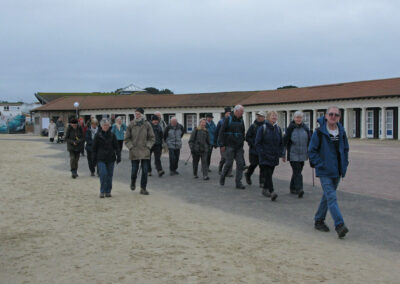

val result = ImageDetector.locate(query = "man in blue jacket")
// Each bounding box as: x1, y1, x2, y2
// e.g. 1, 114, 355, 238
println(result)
308, 106, 350, 238
205, 113, 216, 172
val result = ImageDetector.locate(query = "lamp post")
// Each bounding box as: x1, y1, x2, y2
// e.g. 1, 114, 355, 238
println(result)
73, 102, 79, 118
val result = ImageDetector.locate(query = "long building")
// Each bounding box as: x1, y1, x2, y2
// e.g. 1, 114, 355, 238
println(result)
33, 77, 400, 140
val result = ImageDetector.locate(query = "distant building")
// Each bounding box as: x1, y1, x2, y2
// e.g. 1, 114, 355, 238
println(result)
33, 77, 400, 140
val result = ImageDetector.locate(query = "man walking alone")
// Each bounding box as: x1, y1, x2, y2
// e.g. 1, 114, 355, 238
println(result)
309, 106, 350, 238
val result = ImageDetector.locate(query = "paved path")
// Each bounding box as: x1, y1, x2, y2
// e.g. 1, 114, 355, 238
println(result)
38, 138, 400, 254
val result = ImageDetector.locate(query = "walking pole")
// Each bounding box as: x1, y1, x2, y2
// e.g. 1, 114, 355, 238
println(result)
185, 153, 192, 166
312, 168, 315, 187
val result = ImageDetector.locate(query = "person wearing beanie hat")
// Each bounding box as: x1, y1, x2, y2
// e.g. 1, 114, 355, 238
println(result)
135, 107, 144, 114
125, 108, 155, 195
65, 117, 84, 178
148, 114, 165, 177
215, 107, 233, 177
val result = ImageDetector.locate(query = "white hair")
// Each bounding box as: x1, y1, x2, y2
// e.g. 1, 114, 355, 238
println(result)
170, 116, 177, 121
155, 111, 161, 116
116, 116, 122, 121
293, 111, 304, 118
100, 118, 111, 127
326, 106, 340, 114
234, 105, 244, 112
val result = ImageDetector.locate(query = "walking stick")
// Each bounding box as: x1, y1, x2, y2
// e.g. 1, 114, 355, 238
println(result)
312, 167, 315, 187
185, 153, 192, 165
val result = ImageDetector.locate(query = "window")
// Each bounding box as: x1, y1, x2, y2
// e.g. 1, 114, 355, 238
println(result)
303, 112, 311, 129
4, 106, 9, 111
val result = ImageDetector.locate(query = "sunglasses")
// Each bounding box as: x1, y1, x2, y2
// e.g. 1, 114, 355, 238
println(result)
328, 112, 340, 118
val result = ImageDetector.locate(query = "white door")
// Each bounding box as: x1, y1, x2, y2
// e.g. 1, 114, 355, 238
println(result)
366, 110, 374, 138
303, 112, 311, 129
386, 110, 394, 139
186, 114, 197, 133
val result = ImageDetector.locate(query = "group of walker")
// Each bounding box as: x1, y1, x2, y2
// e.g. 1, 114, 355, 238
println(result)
62, 105, 349, 238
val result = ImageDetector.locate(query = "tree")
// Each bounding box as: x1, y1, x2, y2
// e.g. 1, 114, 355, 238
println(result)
144, 87, 160, 94
144, 87, 174, 94
159, 88, 174, 94
277, 85, 298, 89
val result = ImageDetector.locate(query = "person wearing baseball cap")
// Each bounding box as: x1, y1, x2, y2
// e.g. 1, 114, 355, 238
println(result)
245, 111, 266, 187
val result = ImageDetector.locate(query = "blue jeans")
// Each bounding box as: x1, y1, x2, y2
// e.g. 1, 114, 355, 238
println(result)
131, 160, 149, 189
314, 177, 344, 227
97, 161, 115, 194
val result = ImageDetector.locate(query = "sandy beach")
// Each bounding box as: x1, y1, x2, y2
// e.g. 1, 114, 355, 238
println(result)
0, 135, 399, 283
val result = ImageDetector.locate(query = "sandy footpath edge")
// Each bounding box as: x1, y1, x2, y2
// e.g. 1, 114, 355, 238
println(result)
0, 136, 399, 284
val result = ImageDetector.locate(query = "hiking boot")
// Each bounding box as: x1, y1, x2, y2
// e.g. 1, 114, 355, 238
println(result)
130, 181, 136, 191
335, 224, 349, 238
99, 193, 105, 198
315, 220, 330, 232
140, 188, 149, 195
158, 170, 165, 177
71, 171, 77, 179
298, 190, 304, 198
270, 192, 278, 201
175, 171, 179, 175
245, 172, 252, 185
236, 184, 246, 190
208, 169, 211, 173
148, 172, 152, 176
194, 175, 199, 179
105, 193, 112, 198
203, 176, 210, 180
219, 176, 225, 186
262, 189, 271, 198
91, 172, 95, 177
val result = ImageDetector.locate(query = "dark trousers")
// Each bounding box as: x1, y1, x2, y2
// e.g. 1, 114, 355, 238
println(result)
131, 159, 149, 189
261, 165, 276, 192
98, 161, 114, 194
206, 146, 213, 169
290, 161, 304, 192
222, 147, 245, 185
247, 153, 265, 185
49, 138, 54, 142
218, 147, 232, 175
168, 148, 180, 172
69, 151, 80, 172
149, 144, 163, 173
81, 142, 85, 156
193, 152, 208, 177
86, 150, 98, 174
118, 140, 123, 152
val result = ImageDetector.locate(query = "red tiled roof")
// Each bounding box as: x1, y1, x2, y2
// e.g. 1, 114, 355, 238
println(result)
34, 77, 400, 112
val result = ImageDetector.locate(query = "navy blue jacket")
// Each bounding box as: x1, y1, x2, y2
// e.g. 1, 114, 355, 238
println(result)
308, 117, 349, 178
215, 118, 225, 147
255, 121, 284, 166
246, 120, 265, 155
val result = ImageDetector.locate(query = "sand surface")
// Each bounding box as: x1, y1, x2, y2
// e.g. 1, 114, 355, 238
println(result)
0, 135, 399, 283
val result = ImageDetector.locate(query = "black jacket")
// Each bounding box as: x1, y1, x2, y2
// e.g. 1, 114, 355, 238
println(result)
151, 123, 163, 146
92, 129, 121, 163
189, 128, 210, 154
65, 125, 84, 152
245, 120, 265, 155
218, 114, 245, 149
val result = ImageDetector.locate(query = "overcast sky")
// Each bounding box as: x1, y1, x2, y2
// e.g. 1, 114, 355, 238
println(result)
1, 0, 399, 102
